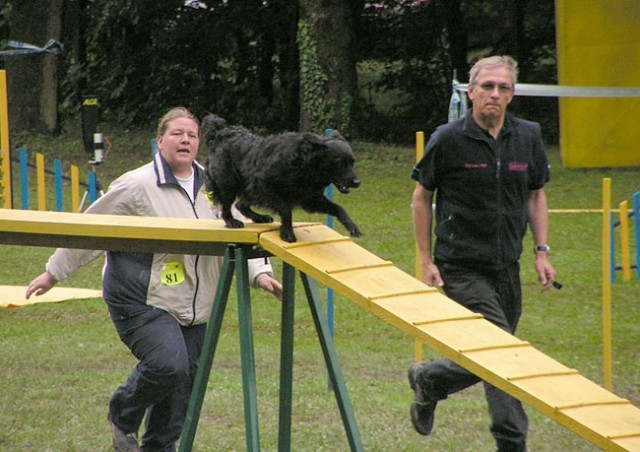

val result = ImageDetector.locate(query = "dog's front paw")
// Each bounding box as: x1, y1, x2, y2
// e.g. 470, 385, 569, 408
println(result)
348, 224, 362, 237
225, 218, 245, 229
279, 227, 297, 243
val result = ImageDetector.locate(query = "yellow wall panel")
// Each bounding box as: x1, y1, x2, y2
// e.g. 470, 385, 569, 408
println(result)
556, 0, 640, 167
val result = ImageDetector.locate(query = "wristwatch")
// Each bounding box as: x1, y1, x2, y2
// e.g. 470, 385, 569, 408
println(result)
534, 244, 551, 254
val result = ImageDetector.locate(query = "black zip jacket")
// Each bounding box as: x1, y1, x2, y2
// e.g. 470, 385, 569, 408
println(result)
411, 111, 550, 270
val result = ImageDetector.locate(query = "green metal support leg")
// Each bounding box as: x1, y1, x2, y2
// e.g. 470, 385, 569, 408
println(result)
277, 262, 297, 451
236, 246, 261, 451
179, 245, 236, 452
300, 272, 364, 452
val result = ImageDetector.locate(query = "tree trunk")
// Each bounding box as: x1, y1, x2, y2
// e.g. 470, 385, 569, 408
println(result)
276, 0, 300, 131
63, 0, 88, 95
508, 0, 528, 78
6, 0, 64, 134
441, 0, 468, 82
298, 0, 358, 136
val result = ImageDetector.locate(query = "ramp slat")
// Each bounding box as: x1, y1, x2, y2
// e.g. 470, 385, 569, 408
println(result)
413, 313, 484, 325
370, 293, 482, 325
615, 437, 640, 451
556, 404, 640, 448
326, 262, 395, 274
416, 318, 527, 353
461, 346, 574, 380
511, 373, 608, 409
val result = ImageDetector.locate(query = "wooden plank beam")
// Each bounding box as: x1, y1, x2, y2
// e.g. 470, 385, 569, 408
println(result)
0, 208, 286, 255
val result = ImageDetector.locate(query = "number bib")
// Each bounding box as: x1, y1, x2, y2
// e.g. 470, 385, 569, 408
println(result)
161, 262, 185, 286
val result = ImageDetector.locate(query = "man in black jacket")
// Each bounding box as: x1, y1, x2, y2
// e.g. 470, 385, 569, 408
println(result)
409, 55, 557, 451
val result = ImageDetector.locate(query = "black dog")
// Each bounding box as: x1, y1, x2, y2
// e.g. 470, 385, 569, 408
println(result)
201, 114, 362, 243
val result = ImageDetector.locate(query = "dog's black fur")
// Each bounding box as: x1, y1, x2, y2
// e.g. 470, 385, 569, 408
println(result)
201, 114, 362, 243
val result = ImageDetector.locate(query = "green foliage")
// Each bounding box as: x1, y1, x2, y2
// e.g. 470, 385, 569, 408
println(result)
356, 1, 452, 142
334, 89, 354, 136
49, 1, 559, 144
357, 0, 558, 143
0, 1, 11, 32
297, 16, 355, 135
58, 0, 296, 131
297, 20, 331, 133
0, 0, 11, 65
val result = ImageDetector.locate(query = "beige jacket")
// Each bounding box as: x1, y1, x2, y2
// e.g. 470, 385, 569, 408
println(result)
46, 153, 273, 325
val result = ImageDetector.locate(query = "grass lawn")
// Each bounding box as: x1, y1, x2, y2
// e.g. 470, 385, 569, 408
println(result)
1, 123, 638, 451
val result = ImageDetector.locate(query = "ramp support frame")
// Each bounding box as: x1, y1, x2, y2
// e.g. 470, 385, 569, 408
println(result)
179, 244, 364, 452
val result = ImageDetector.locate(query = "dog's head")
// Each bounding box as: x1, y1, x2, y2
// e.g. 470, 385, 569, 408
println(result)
200, 114, 227, 145
308, 131, 360, 194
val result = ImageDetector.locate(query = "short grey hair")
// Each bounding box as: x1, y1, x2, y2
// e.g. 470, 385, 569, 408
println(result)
469, 55, 518, 86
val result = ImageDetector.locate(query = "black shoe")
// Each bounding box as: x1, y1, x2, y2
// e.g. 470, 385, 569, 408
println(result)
408, 362, 437, 436
109, 418, 140, 452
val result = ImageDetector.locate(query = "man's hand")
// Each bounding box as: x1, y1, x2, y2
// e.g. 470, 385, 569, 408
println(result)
421, 261, 444, 288
534, 255, 557, 291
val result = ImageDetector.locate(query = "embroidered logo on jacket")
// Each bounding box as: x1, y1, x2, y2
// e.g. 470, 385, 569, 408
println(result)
464, 163, 488, 169
509, 162, 528, 172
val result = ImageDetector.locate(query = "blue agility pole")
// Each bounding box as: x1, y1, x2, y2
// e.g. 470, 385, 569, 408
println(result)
610, 192, 640, 282
325, 128, 335, 338
19, 147, 29, 210
635, 192, 640, 279
54, 159, 63, 212
87, 171, 97, 205
151, 138, 158, 158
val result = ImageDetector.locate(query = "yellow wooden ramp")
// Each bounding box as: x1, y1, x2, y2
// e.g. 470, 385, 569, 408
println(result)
259, 223, 640, 451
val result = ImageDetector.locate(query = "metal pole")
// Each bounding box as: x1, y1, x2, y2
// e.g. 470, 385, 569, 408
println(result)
414, 131, 424, 363
300, 273, 364, 452
236, 246, 261, 451
634, 192, 640, 279
602, 178, 613, 390
277, 262, 296, 452
180, 245, 236, 451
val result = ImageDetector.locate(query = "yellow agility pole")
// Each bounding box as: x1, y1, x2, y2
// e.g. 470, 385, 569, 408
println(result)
549, 209, 615, 214
414, 131, 425, 363
71, 164, 80, 213
619, 200, 631, 282
602, 178, 612, 391
36, 153, 46, 211
0, 70, 11, 208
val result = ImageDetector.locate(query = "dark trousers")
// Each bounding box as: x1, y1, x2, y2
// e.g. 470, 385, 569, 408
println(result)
421, 261, 528, 452
108, 306, 206, 452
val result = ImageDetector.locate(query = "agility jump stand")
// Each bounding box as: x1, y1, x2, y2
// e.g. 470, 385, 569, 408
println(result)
179, 244, 363, 452
609, 189, 640, 283
0, 67, 97, 212
601, 178, 640, 391
15, 147, 97, 213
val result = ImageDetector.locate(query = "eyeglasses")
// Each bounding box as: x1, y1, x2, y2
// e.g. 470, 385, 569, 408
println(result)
475, 82, 513, 93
